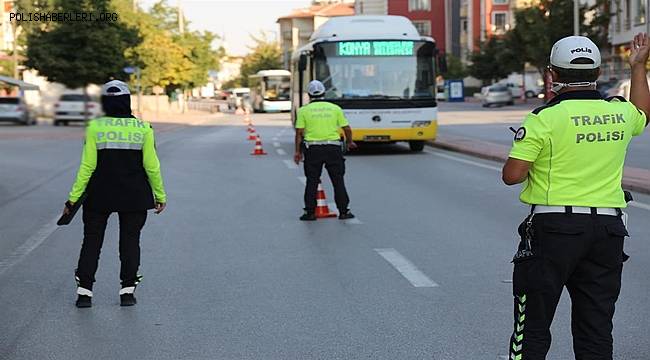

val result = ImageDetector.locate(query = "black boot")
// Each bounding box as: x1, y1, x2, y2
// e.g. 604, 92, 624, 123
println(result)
338, 210, 355, 220
119, 286, 137, 306
75, 287, 93, 308
300, 211, 317, 221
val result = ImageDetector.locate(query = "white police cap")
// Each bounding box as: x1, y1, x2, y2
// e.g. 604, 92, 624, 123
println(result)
550, 36, 601, 70
307, 80, 326, 97
101, 80, 131, 96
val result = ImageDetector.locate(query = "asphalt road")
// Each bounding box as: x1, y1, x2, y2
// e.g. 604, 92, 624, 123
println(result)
1, 113, 649, 359
437, 101, 650, 170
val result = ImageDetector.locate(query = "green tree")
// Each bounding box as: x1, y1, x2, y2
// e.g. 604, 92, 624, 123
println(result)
441, 54, 467, 79
25, 0, 138, 117
468, 37, 523, 84
238, 34, 282, 87
510, 0, 610, 74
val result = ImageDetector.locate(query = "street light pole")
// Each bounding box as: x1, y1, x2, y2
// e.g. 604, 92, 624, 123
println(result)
647, 0, 650, 35
574, 0, 579, 36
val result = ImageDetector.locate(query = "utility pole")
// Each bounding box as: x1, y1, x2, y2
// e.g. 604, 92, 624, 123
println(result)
178, 0, 184, 34
11, 18, 18, 79
647, 0, 650, 35
574, 0, 579, 35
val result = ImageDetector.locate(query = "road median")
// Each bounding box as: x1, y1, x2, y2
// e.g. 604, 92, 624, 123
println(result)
428, 134, 650, 195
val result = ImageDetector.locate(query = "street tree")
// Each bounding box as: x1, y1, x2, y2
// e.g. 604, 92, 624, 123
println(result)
468, 37, 523, 85
25, 0, 138, 118
510, 0, 610, 74
238, 34, 282, 87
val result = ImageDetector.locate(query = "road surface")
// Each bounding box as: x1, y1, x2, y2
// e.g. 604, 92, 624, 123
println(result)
1, 113, 649, 359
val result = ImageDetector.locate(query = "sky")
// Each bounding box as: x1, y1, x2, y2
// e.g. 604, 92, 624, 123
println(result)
141, 0, 312, 56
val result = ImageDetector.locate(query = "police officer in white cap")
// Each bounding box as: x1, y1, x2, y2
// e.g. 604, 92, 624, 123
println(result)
294, 80, 356, 221
502, 36, 647, 359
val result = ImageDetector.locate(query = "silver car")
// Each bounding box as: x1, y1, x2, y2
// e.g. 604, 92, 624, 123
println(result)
482, 85, 513, 107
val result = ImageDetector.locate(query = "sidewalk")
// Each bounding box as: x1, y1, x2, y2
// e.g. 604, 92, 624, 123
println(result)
138, 110, 223, 133
428, 134, 650, 194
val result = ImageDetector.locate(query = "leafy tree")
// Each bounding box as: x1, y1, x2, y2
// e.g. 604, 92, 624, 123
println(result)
441, 54, 467, 79
238, 34, 282, 87
510, 0, 610, 74
468, 37, 523, 84
25, 0, 139, 117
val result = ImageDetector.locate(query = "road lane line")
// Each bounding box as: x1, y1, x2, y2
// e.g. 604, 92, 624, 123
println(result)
0, 215, 59, 276
273, 142, 281, 147
276, 148, 287, 156
374, 248, 439, 287
425, 149, 501, 171
283, 159, 298, 169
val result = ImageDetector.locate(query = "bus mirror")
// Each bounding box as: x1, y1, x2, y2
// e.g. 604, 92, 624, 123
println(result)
298, 54, 307, 72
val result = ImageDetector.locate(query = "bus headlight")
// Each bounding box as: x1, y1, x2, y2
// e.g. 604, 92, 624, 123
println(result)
412, 121, 431, 128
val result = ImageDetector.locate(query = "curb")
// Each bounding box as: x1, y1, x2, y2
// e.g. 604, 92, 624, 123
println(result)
427, 136, 650, 195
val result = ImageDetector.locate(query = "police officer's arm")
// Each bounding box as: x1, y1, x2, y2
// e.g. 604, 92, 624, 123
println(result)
338, 109, 356, 149
294, 108, 305, 164
503, 113, 550, 185
629, 33, 650, 127
142, 125, 167, 213
68, 122, 97, 205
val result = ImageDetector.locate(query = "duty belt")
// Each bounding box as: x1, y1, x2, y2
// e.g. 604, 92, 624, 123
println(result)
305, 140, 342, 147
532, 205, 619, 216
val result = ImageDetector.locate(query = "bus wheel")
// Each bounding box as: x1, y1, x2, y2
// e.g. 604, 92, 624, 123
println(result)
409, 141, 425, 152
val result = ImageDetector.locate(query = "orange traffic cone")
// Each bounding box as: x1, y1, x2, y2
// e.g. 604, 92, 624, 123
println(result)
247, 124, 255, 133
251, 136, 267, 155
315, 183, 337, 218
247, 130, 258, 141
235, 107, 245, 115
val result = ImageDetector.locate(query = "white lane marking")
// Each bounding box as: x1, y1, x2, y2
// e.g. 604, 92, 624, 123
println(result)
276, 148, 287, 156
425, 149, 501, 171
0, 215, 59, 276
273, 142, 281, 147
297, 176, 306, 185
629, 201, 650, 211
283, 159, 298, 169
427, 149, 650, 212
374, 248, 439, 287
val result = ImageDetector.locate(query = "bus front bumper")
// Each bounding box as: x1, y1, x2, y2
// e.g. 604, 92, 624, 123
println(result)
350, 122, 438, 142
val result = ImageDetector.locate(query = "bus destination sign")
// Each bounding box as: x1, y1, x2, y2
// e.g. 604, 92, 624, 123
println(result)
337, 41, 414, 56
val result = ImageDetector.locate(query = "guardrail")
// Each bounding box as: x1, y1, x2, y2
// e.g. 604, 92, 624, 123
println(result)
187, 99, 225, 113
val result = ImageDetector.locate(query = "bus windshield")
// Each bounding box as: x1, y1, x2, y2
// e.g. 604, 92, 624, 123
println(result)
313, 41, 436, 100
264, 76, 291, 101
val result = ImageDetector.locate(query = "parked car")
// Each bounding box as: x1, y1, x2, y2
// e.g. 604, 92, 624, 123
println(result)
436, 84, 446, 101
53, 93, 102, 126
502, 82, 540, 99
482, 85, 513, 107
597, 79, 619, 98
227, 88, 250, 110
215, 89, 231, 100
0, 97, 35, 125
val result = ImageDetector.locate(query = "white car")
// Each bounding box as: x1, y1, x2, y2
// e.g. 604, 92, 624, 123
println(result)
502, 83, 540, 99
482, 85, 513, 107
54, 93, 102, 126
227, 88, 250, 110
0, 97, 35, 125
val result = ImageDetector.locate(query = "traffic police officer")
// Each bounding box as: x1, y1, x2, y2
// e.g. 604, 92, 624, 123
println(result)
63, 80, 167, 308
502, 36, 648, 359
294, 80, 356, 221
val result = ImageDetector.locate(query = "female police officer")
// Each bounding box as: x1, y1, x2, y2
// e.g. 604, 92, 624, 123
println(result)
502, 36, 648, 359
63, 80, 167, 308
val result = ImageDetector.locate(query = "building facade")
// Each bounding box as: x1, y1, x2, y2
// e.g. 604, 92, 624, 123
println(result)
277, 1, 355, 69
609, 0, 645, 79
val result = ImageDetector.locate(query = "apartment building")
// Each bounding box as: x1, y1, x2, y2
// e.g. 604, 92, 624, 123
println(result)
609, 0, 646, 78
277, 1, 355, 69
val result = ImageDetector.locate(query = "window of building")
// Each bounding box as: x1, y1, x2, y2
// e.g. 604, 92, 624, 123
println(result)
492, 0, 508, 4
635, 0, 646, 25
412, 20, 431, 36
492, 12, 508, 34
409, 0, 431, 12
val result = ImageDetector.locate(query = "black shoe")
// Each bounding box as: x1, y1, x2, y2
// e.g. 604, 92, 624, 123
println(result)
76, 295, 92, 308
300, 212, 317, 221
338, 211, 355, 220
120, 293, 137, 306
